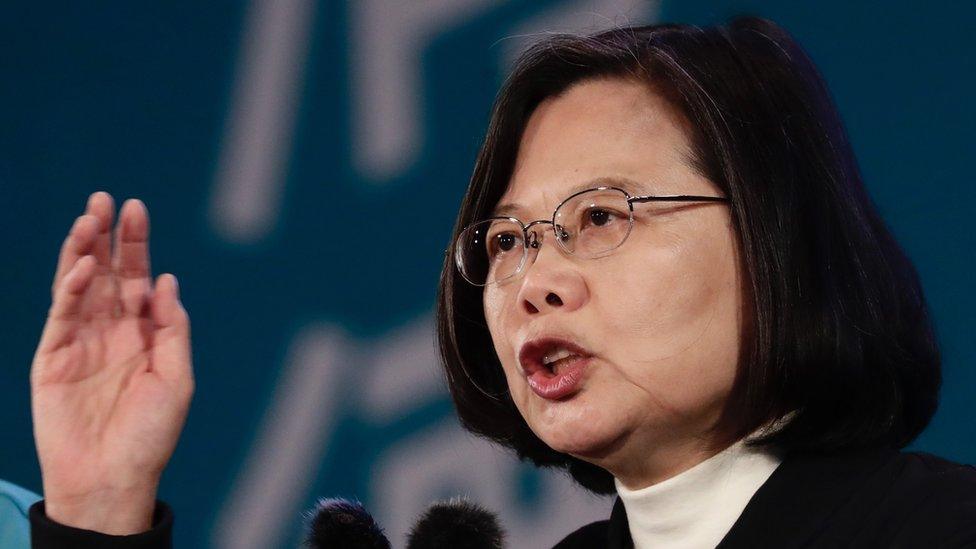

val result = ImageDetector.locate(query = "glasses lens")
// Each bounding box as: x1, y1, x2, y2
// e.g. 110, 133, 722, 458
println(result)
554, 188, 633, 257
455, 218, 526, 285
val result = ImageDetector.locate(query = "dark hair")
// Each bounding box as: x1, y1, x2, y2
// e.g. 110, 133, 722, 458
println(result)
435, 16, 941, 494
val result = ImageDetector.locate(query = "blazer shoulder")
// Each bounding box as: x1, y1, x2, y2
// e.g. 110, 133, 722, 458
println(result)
883, 451, 976, 546
904, 450, 976, 473
716, 446, 975, 548
896, 450, 976, 497
551, 519, 610, 548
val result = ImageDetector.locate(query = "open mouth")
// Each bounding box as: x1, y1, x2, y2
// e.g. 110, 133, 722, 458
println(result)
519, 337, 592, 375
541, 347, 586, 373
518, 337, 593, 400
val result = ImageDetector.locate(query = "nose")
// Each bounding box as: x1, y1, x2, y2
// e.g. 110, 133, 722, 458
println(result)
516, 229, 588, 315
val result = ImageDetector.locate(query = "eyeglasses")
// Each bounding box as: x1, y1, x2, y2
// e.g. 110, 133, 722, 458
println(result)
454, 186, 731, 286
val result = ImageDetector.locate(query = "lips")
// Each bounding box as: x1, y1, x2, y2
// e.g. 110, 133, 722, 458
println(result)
518, 337, 593, 400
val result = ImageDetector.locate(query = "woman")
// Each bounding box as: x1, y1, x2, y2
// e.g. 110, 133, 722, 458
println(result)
26, 16, 976, 548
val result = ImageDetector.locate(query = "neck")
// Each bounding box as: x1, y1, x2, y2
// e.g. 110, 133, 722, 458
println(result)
612, 437, 784, 549
578, 430, 732, 491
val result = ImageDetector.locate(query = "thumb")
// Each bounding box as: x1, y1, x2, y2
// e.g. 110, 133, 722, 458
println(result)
150, 274, 193, 386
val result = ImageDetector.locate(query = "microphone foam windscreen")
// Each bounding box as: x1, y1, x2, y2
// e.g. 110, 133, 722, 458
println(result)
304, 497, 391, 549
406, 497, 506, 549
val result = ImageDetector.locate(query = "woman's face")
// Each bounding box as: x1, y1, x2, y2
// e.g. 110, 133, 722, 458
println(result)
482, 78, 745, 481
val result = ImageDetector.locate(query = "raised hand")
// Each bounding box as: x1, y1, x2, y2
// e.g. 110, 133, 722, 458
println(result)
30, 192, 193, 534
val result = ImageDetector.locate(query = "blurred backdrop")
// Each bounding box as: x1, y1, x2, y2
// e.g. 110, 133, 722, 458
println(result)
2, 0, 974, 547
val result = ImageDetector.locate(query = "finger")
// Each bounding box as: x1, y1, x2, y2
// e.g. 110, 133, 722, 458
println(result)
85, 192, 119, 318
37, 255, 98, 355
86, 191, 115, 267
51, 214, 99, 298
113, 199, 152, 317
150, 274, 192, 386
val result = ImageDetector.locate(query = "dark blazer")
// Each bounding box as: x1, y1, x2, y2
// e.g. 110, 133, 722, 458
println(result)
555, 447, 976, 548
27, 447, 976, 548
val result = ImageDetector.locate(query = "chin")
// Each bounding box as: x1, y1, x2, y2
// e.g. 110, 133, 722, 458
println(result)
530, 407, 629, 459
548, 432, 628, 461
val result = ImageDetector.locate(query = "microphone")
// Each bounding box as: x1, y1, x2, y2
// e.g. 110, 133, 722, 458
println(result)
406, 498, 506, 549
304, 497, 391, 548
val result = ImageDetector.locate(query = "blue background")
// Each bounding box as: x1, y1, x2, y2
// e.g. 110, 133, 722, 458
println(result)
2, 1, 973, 547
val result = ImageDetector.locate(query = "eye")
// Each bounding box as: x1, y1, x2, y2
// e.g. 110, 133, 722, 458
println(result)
487, 231, 522, 259
580, 207, 625, 230
588, 208, 611, 226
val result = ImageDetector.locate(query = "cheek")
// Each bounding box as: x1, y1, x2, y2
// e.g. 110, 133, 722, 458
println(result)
483, 287, 503, 330
483, 289, 524, 391
591, 224, 741, 409
483, 289, 509, 360
598, 236, 726, 342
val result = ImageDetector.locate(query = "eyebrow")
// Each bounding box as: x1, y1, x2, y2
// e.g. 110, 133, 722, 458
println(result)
490, 176, 652, 218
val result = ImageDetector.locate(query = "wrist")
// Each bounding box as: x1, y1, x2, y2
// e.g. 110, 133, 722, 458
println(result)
44, 483, 160, 535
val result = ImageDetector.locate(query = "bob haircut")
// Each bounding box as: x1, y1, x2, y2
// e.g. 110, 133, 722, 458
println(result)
436, 16, 941, 494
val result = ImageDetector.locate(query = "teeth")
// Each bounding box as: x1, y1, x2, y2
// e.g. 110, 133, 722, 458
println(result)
543, 347, 576, 366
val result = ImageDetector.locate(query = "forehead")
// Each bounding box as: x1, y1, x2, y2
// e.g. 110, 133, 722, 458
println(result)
493, 78, 695, 218
492, 176, 648, 218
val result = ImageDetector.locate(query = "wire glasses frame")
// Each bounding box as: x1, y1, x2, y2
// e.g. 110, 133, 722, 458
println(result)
454, 185, 731, 286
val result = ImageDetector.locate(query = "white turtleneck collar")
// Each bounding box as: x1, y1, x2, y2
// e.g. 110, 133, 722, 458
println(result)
613, 437, 783, 549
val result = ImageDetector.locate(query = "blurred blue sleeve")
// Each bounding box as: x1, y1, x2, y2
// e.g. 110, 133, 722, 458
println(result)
0, 479, 41, 548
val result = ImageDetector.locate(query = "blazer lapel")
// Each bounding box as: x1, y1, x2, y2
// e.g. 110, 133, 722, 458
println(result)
715, 446, 899, 548
606, 496, 633, 548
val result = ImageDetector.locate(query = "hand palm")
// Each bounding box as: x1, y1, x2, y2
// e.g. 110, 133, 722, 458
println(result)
31, 192, 193, 512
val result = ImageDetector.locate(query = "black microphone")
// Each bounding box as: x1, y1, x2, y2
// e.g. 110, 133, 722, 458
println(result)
304, 497, 391, 549
406, 498, 506, 549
